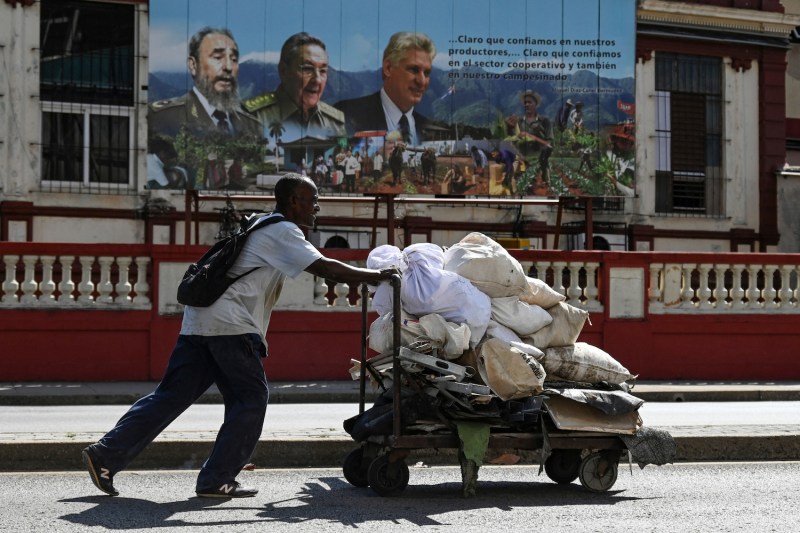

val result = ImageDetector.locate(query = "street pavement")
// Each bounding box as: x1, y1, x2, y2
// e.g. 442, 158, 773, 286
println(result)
1, 380, 799, 472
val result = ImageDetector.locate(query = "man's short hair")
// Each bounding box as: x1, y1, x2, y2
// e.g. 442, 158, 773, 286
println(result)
188, 27, 236, 62
279, 32, 327, 67
382, 31, 436, 67
275, 173, 312, 209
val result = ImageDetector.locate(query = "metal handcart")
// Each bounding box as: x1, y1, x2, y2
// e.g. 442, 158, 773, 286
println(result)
342, 275, 641, 497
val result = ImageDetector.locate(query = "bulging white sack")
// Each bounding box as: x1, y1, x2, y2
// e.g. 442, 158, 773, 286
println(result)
523, 301, 589, 350
368, 310, 424, 354
401, 243, 491, 346
443, 233, 529, 298
367, 245, 406, 316
491, 296, 552, 337
519, 276, 566, 309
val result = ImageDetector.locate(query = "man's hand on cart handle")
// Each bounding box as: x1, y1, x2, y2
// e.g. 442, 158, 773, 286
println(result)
369, 267, 401, 286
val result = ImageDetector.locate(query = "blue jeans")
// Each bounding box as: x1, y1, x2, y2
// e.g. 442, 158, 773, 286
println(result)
93, 333, 269, 490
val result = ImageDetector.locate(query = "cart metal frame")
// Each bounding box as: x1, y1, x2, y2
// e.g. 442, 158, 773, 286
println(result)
345, 275, 628, 496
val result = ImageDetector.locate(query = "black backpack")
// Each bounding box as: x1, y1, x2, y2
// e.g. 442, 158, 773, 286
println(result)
177, 212, 285, 307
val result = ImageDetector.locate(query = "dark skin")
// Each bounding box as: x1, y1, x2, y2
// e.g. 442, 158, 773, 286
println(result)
276, 178, 397, 284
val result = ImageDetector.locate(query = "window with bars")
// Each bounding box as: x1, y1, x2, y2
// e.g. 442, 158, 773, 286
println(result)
654, 53, 724, 216
39, 0, 136, 192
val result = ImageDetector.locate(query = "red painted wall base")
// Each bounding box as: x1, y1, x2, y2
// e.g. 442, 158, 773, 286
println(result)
1, 309, 799, 381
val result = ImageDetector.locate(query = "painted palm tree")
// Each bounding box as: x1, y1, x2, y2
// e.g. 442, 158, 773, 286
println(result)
268, 120, 285, 172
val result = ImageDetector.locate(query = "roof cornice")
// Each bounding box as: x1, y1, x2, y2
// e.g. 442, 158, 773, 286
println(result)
638, 0, 800, 38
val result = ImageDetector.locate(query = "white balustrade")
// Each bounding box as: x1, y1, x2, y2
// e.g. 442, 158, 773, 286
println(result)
4, 250, 798, 315
0, 253, 151, 309
648, 261, 800, 313
520, 259, 603, 311
2, 255, 20, 303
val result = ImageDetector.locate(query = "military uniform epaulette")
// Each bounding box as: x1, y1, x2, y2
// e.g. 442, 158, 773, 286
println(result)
243, 93, 277, 113
150, 97, 184, 111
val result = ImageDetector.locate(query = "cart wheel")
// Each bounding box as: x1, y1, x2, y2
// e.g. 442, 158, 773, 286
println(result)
544, 449, 582, 484
578, 452, 619, 493
367, 455, 409, 497
343, 448, 370, 487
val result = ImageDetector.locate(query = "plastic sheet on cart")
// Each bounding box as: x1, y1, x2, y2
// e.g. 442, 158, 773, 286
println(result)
543, 395, 641, 434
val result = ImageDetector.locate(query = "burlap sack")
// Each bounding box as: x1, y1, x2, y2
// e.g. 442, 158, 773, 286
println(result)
477, 338, 546, 400
443, 233, 528, 298
542, 342, 635, 385
523, 302, 588, 350
518, 276, 566, 309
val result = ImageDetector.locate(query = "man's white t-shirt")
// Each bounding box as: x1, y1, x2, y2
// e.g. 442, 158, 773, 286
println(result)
181, 220, 322, 351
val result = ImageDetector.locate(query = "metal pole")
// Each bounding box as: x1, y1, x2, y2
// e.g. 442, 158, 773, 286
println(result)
391, 273, 401, 439
359, 282, 368, 415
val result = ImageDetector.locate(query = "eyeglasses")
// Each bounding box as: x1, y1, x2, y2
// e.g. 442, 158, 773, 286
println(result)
297, 64, 328, 79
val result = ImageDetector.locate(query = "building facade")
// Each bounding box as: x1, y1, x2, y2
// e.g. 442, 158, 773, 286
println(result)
1, 0, 800, 252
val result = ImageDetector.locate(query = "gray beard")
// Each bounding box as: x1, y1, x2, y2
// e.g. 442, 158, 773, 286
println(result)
195, 75, 241, 113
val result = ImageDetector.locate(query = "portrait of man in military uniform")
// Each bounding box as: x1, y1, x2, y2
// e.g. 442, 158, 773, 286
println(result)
243, 32, 345, 144
148, 26, 264, 190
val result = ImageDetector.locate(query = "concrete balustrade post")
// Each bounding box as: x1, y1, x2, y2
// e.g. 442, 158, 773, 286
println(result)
39, 256, 57, 304
20, 255, 39, 304
566, 262, 583, 305
97, 257, 115, 304
730, 264, 746, 309
697, 264, 713, 310
762, 265, 779, 309
746, 265, 762, 309
2, 255, 20, 303
115, 257, 133, 304
680, 264, 696, 308
57, 256, 76, 304
132, 257, 151, 305
584, 262, 601, 311
77, 257, 96, 304
713, 264, 730, 309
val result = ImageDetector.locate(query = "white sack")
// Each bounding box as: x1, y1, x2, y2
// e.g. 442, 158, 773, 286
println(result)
443, 232, 529, 298
485, 319, 523, 344
418, 313, 471, 359
401, 243, 491, 346
367, 245, 406, 316
477, 338, 546, 400
519, 276, 566, 309
523, 301, 589, 350
491, 296, 552, 337
368, 310, 425, 354
542, 342, 635, 385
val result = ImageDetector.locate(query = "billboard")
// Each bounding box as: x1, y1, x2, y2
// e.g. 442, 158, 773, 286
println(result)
147, 0, 636, 197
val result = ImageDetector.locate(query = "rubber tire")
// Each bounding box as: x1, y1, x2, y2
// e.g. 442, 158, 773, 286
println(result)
367, 455, 410, 497
342, 448, 370, 488
544, 449, 582, 484
578, 452, 619, 493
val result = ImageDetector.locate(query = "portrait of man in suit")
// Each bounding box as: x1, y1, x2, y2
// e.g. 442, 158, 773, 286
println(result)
335, 31, 435, 147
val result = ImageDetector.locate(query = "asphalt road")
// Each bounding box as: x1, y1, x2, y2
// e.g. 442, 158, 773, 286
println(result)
4, 462, 799, 532
4, 401, 800, 438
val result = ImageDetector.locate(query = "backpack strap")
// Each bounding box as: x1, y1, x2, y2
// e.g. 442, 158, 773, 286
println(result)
243, 211, 285, 234
230, 212, 287, 281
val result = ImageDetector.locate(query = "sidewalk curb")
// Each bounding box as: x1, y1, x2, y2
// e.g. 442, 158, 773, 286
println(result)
3, 383, 800, 405
2, 433, 799, 472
